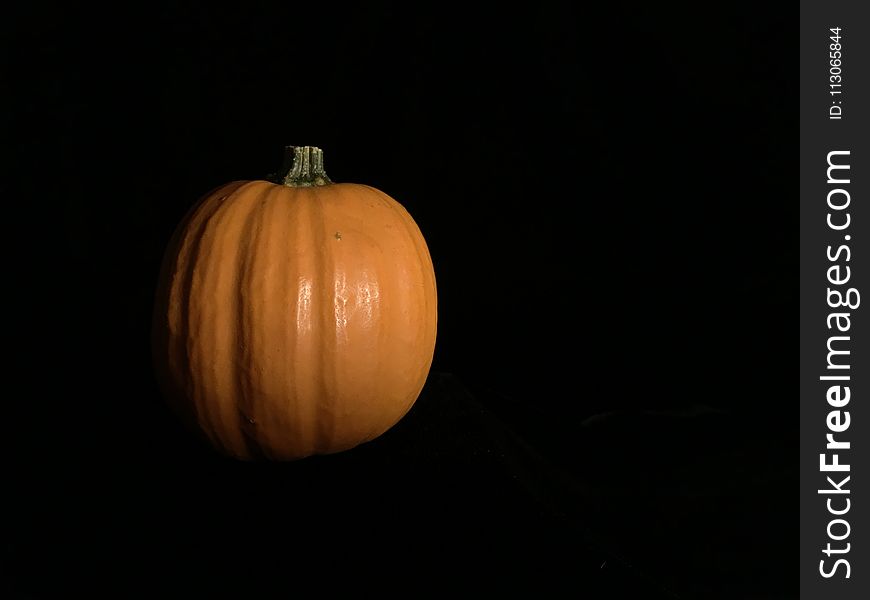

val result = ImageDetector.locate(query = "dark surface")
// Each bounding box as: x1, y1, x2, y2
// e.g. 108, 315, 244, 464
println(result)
8, 373, 794, 598
7, 1, 795, 597
12, 373, 651, 597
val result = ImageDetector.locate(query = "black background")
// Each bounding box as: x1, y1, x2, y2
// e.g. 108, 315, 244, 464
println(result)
8, 2, 795, 598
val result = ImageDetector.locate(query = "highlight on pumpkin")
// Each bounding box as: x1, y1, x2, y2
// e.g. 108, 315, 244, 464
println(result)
152, 147, 437, 460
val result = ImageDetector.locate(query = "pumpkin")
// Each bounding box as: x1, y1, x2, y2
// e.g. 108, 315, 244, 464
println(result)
152, 146, 437, 460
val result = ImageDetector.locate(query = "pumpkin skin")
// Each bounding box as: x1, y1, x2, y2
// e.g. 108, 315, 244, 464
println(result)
152, 159, 437, 460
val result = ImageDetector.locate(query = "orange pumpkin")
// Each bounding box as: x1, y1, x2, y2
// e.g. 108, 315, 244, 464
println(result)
152, 146, 437, 460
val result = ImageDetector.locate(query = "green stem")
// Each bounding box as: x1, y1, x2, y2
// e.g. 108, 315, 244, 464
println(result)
280, 146, 333, 187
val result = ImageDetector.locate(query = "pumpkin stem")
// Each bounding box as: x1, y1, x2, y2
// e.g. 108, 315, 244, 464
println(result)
280, 146, 333, 187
